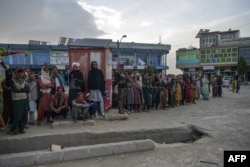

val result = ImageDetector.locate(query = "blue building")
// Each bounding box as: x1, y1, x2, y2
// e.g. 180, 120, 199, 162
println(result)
0, 39, 171, 73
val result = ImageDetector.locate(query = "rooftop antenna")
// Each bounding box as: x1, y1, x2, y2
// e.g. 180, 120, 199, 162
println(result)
159, 35, 161, 44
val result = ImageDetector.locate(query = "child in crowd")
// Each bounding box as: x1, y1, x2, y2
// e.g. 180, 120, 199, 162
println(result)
27, 72, 38, 125
85, 93, 98, 119
161, 85, 168, 109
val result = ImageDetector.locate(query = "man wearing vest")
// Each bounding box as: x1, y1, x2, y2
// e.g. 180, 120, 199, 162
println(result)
8, 67, 30, 135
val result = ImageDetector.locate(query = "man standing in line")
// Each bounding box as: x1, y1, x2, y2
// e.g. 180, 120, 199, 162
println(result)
87, 61, 105, 116
50, 66, 65, 95
27, 72, 38, 125
68, 62, 85, 110
201, 74, 210, 100
8, 68, 30, 135
217, 75, 223, 97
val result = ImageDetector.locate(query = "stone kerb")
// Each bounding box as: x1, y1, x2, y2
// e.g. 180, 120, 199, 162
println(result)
51, 120, 95, 128
51, 113, 128, 128
0, 139, 155, 167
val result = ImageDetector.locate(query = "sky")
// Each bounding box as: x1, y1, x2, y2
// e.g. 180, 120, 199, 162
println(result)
1, 0, 250, 74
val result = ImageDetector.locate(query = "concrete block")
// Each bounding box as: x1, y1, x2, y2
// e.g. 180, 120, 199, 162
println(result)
51, 121, 76, 128
35, 150, 63, 165
133, 139, 156, 152
63, 146, 89, 161
89, 143, 114, 158
2, 153, 36, 167
112, 141, 136, 154
106, 113, 129, 121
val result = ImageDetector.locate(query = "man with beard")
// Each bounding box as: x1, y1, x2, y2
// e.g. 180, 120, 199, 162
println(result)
68, 62, 85, 110
8, 68, 29, 135
50, 66, 65, 95
46, 86, 69, 121
87, 61, 105, 116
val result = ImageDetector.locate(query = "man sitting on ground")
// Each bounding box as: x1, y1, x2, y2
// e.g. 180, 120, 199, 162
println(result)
46, 86, 69, 122
85, 93, 98, 119
71, 92, 90, 122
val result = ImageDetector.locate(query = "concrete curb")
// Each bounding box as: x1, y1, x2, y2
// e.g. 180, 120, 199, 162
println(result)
51, 120, 95, 128
51, 113, 129, 128
0, 139, 155, 167
105, 113, 129, 121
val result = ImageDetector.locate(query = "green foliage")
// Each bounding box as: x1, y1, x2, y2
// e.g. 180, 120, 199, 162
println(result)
0, 47, 6, 58
143, 65, 157, 74
238, 56, 248, 76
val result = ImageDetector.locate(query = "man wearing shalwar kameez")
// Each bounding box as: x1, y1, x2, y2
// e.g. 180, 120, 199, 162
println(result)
8, 68, 29, 135
201, 74, 210, 100
142, 74, 153, 112
27, 72, 38, 125
175, 80, 182, 106
132, 75, 142, 112
126, 72, 134, 113
87, 61, 105, 116
37, 66, 54, 125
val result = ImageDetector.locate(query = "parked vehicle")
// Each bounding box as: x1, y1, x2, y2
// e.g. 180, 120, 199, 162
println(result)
223, 76, 232, 87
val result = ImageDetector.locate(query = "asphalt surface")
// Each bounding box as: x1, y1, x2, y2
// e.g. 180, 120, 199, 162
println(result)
1, 85, 250, 167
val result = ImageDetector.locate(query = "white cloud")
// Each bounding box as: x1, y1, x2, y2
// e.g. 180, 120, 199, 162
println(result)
77, 0, 122, 32
140, 21, 153, 27
1, 0, 250, 74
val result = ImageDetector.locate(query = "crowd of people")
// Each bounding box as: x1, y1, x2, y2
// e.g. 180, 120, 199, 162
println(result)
0, 61, 105, 135
112, 67, 241, 114
0, 61, 241, 135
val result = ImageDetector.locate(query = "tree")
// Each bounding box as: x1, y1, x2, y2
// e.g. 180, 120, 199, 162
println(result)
237, 56, 248, 81
143, 65, 157, 74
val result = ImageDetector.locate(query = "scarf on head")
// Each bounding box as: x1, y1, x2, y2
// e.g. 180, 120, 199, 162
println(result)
40, 66, 52, 93
14, 69, 26, 84
40, 67, 51, 84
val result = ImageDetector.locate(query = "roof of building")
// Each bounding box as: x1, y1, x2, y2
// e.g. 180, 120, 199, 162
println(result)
195, 29, 239, 38
70, 38, 112, 48
109, 42, 170, 55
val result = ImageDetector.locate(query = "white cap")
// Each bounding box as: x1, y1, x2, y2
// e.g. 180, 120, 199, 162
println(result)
72, 62, 80, 67
85, 93, 90, 98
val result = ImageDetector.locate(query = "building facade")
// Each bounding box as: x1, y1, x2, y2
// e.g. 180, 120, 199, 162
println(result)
0, 39, 171, 74
176, 29, 250, 80
109, 42, 170, 72
176, 48, 200, 73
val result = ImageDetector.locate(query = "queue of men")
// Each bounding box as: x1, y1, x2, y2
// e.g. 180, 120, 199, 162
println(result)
0, 61, 240, 135
112, 69, 240, 114
0, 61, 105, 135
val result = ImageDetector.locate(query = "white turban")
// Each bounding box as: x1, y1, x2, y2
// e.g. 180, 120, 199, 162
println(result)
72, 62, 80, 67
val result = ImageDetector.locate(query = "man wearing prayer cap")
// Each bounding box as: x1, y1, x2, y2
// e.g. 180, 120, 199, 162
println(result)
68, 62, 85, 109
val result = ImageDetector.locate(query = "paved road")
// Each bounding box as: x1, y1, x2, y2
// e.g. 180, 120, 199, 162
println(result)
39, 86, 250, 167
